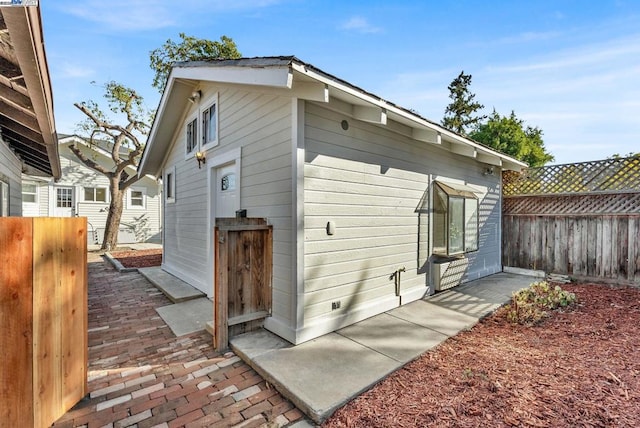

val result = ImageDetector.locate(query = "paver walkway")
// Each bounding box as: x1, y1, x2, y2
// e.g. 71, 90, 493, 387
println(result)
52, 253, 303, 428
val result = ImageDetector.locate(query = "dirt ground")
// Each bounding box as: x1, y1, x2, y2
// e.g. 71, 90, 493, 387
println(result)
109, 248, 162, 268
324, 283, 640, 428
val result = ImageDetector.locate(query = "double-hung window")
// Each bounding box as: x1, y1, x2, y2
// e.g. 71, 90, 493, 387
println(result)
202, 95, 218, 149
433, 181, 479, 256
22, 182, 37, 203
165, 165, 176, 204
128, 188, 145, 208
186, 117, 198, 155
84, 187, 107, 202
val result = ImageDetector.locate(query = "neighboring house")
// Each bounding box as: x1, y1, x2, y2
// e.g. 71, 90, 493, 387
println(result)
23, 134, 162, 244
138, 56, 527, 345
0, 5, 60, 215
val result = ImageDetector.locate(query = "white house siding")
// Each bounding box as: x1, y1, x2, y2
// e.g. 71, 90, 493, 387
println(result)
301, 102, 501, 338
0, 138, 23, 216
23, 144, 161, 242
162, 84, 294, 327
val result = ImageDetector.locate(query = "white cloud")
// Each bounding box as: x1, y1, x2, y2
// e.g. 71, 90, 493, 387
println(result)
341, 16, 382, 34
54, 63, 95, 80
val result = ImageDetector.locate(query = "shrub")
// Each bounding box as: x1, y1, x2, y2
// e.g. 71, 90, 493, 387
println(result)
505, 281, 576, 325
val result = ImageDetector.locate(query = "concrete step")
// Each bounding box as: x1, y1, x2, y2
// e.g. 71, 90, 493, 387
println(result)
138, 267, 205, 303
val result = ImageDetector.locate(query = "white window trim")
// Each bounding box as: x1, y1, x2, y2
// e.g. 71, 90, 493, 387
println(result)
82, 186, 109, 203
165, 165, 176, 204
201, 92, 219, 150
22, 181, 38, 205
184, 113, 199, 159
127, 187, 146, 209
0, 179, 8, 217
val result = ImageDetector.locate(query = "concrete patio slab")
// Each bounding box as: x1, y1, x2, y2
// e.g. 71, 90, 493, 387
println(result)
338, 313, 449, 363
234, 331, 400, 424
389, 300, 480, 337
156, 297, 212, 336
139, 266, 205, 303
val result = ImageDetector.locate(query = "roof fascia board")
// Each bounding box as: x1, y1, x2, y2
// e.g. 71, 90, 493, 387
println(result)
292, 61, 526, 169
171, 64, 293, 89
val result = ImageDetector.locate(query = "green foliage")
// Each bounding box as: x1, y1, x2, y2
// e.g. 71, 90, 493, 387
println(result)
469, 110, 554, 167
441, 71, 486, 135
149, 33, 241, 92
505, 281, 576, 325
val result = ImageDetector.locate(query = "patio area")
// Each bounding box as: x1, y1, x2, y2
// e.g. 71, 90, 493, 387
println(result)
51, 253, 304, 428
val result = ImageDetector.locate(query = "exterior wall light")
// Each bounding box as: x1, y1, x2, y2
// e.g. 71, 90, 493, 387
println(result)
188, 90, 201, 104
195, 151, 206, 168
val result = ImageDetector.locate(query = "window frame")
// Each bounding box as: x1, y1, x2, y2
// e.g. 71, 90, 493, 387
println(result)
201, 93, 219, 150
165, 165, 176, 204
83, 186, 108, 203
185, 115, 198, 158
128, 187, 146, 209
22, 181, 38, 204
432, 181, 479, 256
0, 178, 8, 217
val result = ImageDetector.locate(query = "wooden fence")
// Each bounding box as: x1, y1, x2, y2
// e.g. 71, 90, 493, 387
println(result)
0, 217, 87, 427
502, 215, 640, 283
502, 155, 640, 284
214, 218, 272, 350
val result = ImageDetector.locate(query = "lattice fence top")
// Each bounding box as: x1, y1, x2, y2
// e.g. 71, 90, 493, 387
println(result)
503, 155, 640, 196
503, 193, 640, 215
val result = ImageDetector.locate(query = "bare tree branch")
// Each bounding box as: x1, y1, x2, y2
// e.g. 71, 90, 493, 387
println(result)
68, 143, 112, 176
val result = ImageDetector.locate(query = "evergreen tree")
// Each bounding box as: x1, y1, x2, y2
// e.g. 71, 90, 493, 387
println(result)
442, 71, 485, 135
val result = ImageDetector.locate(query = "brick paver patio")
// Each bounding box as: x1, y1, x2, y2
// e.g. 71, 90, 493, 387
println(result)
52, 253, 303, 428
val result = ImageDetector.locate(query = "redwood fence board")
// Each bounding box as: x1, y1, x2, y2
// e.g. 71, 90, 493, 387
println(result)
0, 217, 87, 427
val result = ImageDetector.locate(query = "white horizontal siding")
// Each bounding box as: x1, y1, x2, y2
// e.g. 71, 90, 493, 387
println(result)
302, 102, 501, 327
162, 84, 293, 320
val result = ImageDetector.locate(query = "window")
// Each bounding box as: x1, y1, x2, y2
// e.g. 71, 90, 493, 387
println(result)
129, 188, 145, 208
202, 97, 218, 148
220, 173, 235, 192
22, 182, 37, 203
0, 179, 8, 216
186, 117, 198, 155
165, 166, 176, 203
84, 187, 107, 202
433, 181, 479, 256
57, 187, 73, 208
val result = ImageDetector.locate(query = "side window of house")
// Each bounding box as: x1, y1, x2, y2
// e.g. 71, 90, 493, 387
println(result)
186, 117, 198, 156
129, 188, 145, 208
22, 182, 37, 203
202, 95, 218, 149
433, 181, 479, 256
165, 166, 176, 203
0, 179, 8, 216
84, 187, 107, 202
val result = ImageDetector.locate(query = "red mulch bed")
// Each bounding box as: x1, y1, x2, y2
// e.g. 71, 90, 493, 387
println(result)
109, 248, 162, 268
324, 283, 640, 428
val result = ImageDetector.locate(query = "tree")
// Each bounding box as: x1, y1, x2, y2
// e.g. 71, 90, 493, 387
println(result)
70, 34, 241, 250
149, 33, 241, 93
71, 82, 152, 250
442, 71, 486, 135
470, 109, 554, 167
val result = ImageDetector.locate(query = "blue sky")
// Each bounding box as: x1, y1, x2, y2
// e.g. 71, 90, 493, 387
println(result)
42, 0, 640, 165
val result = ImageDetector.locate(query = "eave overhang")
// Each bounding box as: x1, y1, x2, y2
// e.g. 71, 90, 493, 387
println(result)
139, 56, 526, 177
0, 6, 60, 178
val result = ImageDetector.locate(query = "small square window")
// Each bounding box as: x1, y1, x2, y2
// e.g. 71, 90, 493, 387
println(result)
129, 188, 145, 208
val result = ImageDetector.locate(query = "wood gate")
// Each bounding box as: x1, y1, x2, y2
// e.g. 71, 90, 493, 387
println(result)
214, 218, 273, 350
